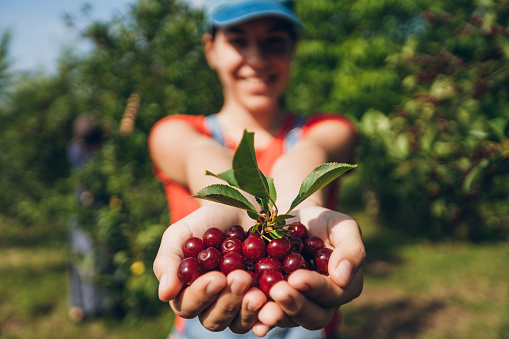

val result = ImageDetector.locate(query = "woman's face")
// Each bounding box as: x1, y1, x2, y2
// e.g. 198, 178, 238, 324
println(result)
204, 17, 297, 113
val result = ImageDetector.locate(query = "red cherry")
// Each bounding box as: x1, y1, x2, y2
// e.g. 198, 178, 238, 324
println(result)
203, 227, 226, 248
182, 237, 205, 258
288, 222, 308, 239
178, 257, 203, 285
246, 270, 260, 288
259, 270, 284, 298
245, 259, 256, 272
225, 225, 247, 242
221, 237, 243, 255
267, 237, 291, 260
255, 257, 283, 274
283, 252, 308, 274
289, 236, 304, 254
307, 257, 317, 271
303, 236, 324, 258
315, 248, 332, 275
198, 247, 222, 271
220, 251, 246, 276
242, 234, 267, 262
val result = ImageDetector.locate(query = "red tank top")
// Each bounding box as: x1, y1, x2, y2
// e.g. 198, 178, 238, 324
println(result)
149, 113, 357, 223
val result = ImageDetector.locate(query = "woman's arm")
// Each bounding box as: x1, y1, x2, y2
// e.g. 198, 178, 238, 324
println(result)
150, 118, 265, 333
252, 119, 364, 336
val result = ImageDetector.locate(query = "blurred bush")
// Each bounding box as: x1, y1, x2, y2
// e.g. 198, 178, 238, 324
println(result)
351, 2, 509, 241
0, 0, 508, 318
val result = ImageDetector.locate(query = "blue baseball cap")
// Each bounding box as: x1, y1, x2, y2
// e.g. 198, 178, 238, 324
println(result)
205, 0, 303, 29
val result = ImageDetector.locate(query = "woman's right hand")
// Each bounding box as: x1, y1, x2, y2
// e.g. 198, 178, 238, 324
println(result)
153, 204, 268, 334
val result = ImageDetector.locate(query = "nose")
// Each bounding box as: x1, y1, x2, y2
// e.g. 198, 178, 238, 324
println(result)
245, 42, 268, 67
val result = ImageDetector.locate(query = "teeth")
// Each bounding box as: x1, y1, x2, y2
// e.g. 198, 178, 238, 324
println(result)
246, 77, 268, 84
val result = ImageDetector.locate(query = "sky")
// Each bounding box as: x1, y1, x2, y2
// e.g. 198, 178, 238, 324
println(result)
0, 0, 206, 74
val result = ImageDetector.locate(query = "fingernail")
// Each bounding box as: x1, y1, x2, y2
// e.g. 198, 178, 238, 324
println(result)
335, 260, 353, 285
158, 274, 168, 299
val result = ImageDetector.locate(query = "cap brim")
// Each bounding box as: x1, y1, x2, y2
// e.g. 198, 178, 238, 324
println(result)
209, 1, 304, 28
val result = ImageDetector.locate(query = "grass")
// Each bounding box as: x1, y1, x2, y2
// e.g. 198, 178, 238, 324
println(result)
0, 216, 173, 339
1, 213, 508, 338
340, 213, 509, 339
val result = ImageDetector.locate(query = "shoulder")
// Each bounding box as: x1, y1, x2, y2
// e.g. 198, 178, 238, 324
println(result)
149, 115, 209, 147
300, 112, 359, 162
150, 114, 208, 136
302, 112, 357, 136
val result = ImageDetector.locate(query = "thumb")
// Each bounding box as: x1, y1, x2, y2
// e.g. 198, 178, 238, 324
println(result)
328, 217, 365, 288
153, 224, 190, 302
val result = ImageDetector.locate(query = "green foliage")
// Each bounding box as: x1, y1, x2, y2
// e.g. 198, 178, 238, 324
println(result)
353, 1, 509, 241
0, 30, 12, 100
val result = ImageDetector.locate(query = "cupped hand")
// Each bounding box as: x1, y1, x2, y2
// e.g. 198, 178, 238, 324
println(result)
253, 206, 365, 336
153, 204, 266, 334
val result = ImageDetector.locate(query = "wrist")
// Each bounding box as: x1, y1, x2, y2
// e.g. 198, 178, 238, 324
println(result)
198, 203, 246, 227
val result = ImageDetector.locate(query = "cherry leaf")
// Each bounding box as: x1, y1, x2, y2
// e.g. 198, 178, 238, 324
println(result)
192, 184, 257, 213
269, 229, 284, 239
287, 163, 357, 213
273, 214, 295, 224
232, 130, 273, 202
206, 169, 238, 187
266, 176, 277, 206
247, 210, 260, 220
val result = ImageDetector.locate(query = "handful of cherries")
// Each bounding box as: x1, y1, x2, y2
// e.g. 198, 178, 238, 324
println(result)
178, 222, 332, 298
177, 130, 355, 297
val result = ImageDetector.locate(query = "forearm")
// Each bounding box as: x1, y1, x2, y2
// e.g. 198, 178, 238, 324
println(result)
185, 136, 235, 195
271, 139, 329, 213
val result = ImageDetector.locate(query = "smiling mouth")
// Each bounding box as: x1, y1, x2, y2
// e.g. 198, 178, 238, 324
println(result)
245, 77, 269, 84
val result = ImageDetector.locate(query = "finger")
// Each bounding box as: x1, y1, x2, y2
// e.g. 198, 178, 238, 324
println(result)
328, 216, 366, 287
251, 321, 273, 337
170, 271, 226, 318
258, 305, 298, 329
288, 268, 363, 307
229, 287, 267, 334
267, 280, 334, 330
257, 300, 287, 327
198, 270, 253, 332
295, 207, 366, 288
153, 224, 192, 302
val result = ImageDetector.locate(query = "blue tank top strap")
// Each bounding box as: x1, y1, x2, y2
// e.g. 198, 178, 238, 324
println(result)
207, 113, 305, 152
284, 115, 305, 153
205, 114, 226, 146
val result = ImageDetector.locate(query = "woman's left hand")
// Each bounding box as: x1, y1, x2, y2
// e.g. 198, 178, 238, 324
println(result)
250, 206, 365, 336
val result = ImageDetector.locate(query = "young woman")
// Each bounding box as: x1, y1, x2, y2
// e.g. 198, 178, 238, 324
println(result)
149, 1, 365, 338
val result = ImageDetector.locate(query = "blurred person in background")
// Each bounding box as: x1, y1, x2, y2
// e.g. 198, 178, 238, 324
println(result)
67, 114, 107, 322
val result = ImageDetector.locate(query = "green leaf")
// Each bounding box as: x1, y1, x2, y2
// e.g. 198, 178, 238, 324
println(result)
206, 169, 238, 187
266, 176, 277, 205
287, 163, 358, 213
488, 117, 508, 139
463, 159, 489, 193
273, 214, 295, 224
192, 184, 257, 213
247, 210, 260, 220
232, 130, 272, 201
269, 229, 284, 239
257, 197, 271, 213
